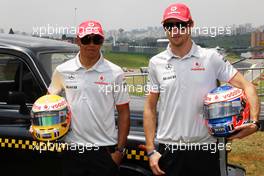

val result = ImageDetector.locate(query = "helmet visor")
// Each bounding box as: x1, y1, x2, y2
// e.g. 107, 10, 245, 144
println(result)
204, 101, 241, 119
32, 109, 68, 126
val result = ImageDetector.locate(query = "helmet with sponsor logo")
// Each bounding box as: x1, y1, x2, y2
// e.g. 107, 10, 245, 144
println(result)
30, 95, 71, 141
204, 85, 250, 137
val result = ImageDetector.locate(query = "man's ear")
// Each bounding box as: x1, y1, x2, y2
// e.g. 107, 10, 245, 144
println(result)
189, 20, 194, 28
76, 37, 81, 46
100, 39, 105, 46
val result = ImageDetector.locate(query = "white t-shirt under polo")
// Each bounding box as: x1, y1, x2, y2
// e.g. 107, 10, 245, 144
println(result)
48, 54, 129, 146
148, 43, 237, 144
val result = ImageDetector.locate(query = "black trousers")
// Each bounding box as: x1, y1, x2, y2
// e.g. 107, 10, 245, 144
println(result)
62, 146, 119, 176
158, 143, 221, 176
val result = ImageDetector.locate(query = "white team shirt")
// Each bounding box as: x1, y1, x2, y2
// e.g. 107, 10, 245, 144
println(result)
48, 53, 130, 146
148, 42, 237, 144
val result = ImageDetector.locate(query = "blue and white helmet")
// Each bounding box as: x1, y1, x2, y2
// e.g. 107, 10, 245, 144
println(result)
204, 85, 250, 137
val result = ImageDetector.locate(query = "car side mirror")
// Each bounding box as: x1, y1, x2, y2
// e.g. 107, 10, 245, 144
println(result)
8, 91, 30, 115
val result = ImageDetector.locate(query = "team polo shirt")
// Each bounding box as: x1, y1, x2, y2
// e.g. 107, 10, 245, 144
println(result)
48, 53, 129, 146
148, 42, 237, 144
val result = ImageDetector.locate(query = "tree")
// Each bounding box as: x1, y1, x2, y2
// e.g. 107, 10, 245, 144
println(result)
118, 28, 125, 41
105, 36, 113, 42
9, 28, 14, 34
61, 34, 67, 40
118, 28, 124, 34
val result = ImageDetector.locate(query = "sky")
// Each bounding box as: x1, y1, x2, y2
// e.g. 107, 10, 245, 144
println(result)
0, 0, 263, 33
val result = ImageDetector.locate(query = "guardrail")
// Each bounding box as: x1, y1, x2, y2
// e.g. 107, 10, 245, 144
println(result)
237, 67, 264, 97
125, 73, 148, 96
125, 67, 264, 97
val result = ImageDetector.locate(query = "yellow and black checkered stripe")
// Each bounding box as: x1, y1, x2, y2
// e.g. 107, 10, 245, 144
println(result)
126, 149, 148, 161
0, 138, 67, 152
0, 138, 151, 159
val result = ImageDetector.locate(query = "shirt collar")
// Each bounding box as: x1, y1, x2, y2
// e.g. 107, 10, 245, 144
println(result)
74, 52, 107, 72
166, 41, 201, 61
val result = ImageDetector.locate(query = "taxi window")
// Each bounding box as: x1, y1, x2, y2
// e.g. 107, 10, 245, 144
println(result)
0, 54, 42, 103
39, 52, 77, 77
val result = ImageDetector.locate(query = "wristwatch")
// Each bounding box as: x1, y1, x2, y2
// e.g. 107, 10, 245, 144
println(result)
250, 120, 260, 131
147, 150, 157, 158
115, 146, 126, 154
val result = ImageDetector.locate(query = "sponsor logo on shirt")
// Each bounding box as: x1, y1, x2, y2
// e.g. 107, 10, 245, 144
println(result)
65, 73, 78, 88
162, 64, 176, 80
163, 75, 176, 81
66, 85, 78, 89
94, 74, 111, 85
165, 63, 173, 70
191, 62, 205, 71
67, 73, 76, 80
163, 63, 176, 75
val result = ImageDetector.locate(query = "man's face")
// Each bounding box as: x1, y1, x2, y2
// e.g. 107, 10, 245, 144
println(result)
77, 34, 104, 58
163, 19, 193, 47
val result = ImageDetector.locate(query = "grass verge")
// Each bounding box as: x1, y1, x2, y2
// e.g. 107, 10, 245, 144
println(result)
104, 51, 151, 68
228, 132, 264, 176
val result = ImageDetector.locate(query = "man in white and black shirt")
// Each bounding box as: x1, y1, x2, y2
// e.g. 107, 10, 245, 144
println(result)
144, 3, 260, 176
49, 20, 130, 176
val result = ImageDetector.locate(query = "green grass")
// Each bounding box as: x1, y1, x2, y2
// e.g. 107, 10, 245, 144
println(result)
104, 51, 150, 68
225, 53, 240, 63
228, 132, 264, 176
103, 51, 240, 69
125, 75, 148, 96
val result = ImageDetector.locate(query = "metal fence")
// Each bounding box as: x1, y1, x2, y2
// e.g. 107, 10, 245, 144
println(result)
125, 73, 148, 96
125, 67, 264, 98
237, 67, 264, 97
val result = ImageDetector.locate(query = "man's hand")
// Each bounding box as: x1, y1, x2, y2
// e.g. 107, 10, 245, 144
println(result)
115, 103, 130, 165
29, 125, 37, 140
149, 152, 165, 175
228, 123, 258, 140
111, 151, 123, 166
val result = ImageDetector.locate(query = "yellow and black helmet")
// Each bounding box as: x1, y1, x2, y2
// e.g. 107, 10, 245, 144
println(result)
30, 95, 71, 141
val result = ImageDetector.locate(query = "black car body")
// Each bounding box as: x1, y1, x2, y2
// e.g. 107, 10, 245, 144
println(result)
0, 34, 245, 176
